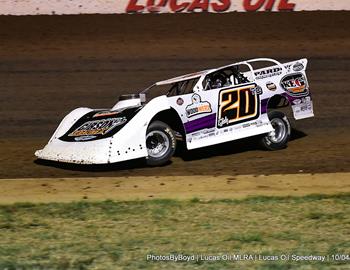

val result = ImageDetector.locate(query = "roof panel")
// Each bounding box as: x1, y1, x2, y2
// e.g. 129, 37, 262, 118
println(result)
155, 69, 213, 85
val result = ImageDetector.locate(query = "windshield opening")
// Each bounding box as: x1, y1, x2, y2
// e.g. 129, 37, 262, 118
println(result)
141, 78, 199, 102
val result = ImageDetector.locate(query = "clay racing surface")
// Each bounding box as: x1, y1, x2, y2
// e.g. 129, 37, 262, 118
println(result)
0, 12, 349, 202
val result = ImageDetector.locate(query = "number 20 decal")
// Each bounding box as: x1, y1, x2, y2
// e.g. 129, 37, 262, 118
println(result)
217, 84, 260, 128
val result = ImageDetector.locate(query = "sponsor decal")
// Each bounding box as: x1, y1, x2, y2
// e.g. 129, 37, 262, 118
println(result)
243, 0, 295, 11
164, 128, 176, 148
266, 82, 277, 91
216, 126, 238, 135
126, 0, 231, 13
293, 62, 304, 71
284, 64, 292, 72
60, 107, 140, 142
93, 111, 119, 118
5, 0, 350, 16
217, 84, 261, 128
254, 67, 282, 80
186, 94, 212, 118
190, 127, 216, 141
176, 97, 184, 106
74, 135, 97, 141
218, 116, 229, 127
191, 127, 215, 137
69, 117, 127, 137
126, 0, 296, 13
242, 119, 265, 128
292, 99, 302, 105
281, 73, 309, 97
292, 96, 313, 114
250, 85, 263, 95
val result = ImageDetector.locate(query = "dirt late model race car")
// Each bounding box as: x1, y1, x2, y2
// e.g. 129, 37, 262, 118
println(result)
35, 58, 314, 166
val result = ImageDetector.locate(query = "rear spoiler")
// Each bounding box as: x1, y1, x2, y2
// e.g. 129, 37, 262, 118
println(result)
283, 58, 308, 72
249, 58, 308, 81
245, 58, 308, 73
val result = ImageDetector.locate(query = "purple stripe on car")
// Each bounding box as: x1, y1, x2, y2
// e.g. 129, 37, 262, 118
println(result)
261, 98, 269, 114
184, 113, 216, 134
282, 92, 300, 103
261, 93, 304, 114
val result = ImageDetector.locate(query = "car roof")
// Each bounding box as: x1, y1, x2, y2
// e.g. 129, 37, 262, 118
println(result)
154, 58, 286, 86
155, 69, 214, 86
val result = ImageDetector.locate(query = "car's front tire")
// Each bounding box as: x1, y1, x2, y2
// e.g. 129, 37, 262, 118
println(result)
146, 121, 176, 166
260, 111, 291, 151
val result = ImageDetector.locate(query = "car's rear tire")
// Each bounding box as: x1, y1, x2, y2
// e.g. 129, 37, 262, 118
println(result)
146, 121, 176, 166
260, 111, 291, 151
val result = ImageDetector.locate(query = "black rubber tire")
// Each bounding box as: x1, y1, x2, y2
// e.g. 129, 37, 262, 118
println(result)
260, 111, 291, 151
146, 121, 176, 166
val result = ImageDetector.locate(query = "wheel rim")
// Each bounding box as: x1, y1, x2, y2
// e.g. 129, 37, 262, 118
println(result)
146, 131, 170, 158
267, 118, 287, 143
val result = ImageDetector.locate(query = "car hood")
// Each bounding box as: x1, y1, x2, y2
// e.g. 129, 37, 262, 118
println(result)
59, 106, 142, 142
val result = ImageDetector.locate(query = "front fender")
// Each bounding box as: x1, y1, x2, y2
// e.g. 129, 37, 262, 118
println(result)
49, 107, 93, 142
108, 95, 171, 163
35, 96, 172, 164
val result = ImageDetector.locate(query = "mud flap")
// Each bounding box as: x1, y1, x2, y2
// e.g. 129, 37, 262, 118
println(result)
291, 96, 314, 120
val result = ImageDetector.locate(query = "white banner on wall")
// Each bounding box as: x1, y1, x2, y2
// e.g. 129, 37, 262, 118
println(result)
1, 0, 349, 15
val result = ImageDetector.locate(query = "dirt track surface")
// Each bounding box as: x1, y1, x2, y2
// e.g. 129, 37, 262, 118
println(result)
0, 11, 349, 180
1, 173, 349, 204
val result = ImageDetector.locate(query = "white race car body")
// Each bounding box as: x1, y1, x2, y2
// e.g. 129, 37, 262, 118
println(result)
35, 58, 314, 164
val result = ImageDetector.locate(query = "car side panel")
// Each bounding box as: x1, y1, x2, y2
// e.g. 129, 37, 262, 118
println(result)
168, 83, 273, 150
